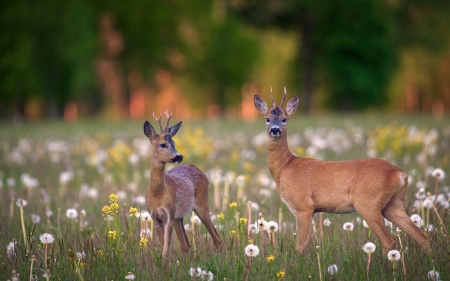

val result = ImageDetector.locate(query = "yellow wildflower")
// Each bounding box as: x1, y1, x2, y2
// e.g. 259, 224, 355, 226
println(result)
240, 217, 248, 224
110, 202, 119, 214
96, 249, 104, 255
229, 202, 238, 208
248, 238, 254, 244
102, 205, 111, 215
139, 238, 148, 247
277, 270, 285, 277
230, 230, 237, 236
129, 207, 138, 217
217, 213, 225, 220
267, 255, 275, 262
79, 262, 86, 268
109, 193, 118, 203
108, 231, 117, 240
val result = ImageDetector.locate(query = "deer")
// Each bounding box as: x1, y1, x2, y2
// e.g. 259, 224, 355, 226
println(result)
143, 110, 222, 257
254, 88, 431, 255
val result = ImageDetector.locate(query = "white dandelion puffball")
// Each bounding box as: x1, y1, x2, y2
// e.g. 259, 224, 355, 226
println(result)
244, 244, 260, 257
66, 208, 78, 219
362, 220, 369, 228
31, 214, 41, 224
16, 198, 27, 207
323, 218, 331, 227
189, 267, 202, 277
410, 214, 423, 228
125, 272, 136, 280
431, 168, 445, 180
422, 198, 433, 209
387, 250, 401, 261
327, 264, 338, 275
427, 270, 440, 280
362, 242, 376, 254
343, 222, 354, 231
191, 215, 202, 225
40, 233, 54, 244
266, 221, 279, 233
59, 171, 74, 185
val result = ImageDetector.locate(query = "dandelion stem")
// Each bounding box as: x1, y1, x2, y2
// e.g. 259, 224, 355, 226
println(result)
29, 255, 36, 281
431, 202, 450, 239
366, 253, 371, 280
245, 257, 253, 281
396, 233, 406, 280
73, 260, 84, 281
316, 246, 323, 281
19, 205, 28, 252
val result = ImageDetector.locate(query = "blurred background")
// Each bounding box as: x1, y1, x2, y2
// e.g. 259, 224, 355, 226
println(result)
1, 0, 450, 122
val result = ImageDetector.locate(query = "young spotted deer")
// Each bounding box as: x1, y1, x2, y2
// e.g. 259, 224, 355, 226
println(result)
143, 110, 221, 257
254, 88, 430, 254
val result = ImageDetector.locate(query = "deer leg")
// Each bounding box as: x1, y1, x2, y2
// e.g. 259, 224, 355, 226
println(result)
382, 199, 430, 254
154, 219, 165, 248
357, 207, 395, 254
174, 218, 190, 253
195, 209, 222, 250
294, 210, 313, 253
161, 220, 174, 258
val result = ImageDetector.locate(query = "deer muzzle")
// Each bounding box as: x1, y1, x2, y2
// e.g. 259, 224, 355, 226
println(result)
172, 154, 183, 164
269, 126, 282, 138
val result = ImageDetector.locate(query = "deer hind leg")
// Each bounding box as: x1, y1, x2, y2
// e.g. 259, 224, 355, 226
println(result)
161, 220, 174, 258
294, 210, 314, 253
382, 199, 431, 254
356, 206, 395, 254
174, 218, 190, 253
195, 208, 222, 250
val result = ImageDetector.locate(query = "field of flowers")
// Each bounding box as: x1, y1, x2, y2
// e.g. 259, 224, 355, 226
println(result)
0, 114, 449, 280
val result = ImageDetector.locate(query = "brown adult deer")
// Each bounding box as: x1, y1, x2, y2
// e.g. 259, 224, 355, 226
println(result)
254, 88, 430, 254
143, 110, 222, 257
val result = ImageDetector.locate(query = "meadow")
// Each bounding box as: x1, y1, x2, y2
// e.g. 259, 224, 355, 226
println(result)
0, 114, 449, 281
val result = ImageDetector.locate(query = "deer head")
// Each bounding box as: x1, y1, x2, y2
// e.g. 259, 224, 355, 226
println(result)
143, 109, 183, 164
254, 88, 300, 138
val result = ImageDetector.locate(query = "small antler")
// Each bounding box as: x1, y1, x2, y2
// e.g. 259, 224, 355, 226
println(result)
269, 87, 276, 108
164, 109, 173, 133
153, 112, 164, 133
279, 87, 287, 108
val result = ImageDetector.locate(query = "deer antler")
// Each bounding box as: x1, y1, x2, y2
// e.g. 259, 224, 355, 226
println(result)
269, 87, 276, 108
164, 109, 173, 133
279, 87, 287, 108
153, 112, 164, 133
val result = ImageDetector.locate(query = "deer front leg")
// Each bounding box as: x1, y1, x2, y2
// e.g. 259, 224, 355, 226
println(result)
295, 210, 314, 253
162, 220, 174, 258
174, 218, 190, 253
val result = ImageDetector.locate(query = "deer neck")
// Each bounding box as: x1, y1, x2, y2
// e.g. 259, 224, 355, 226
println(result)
148, 159, 167, 197
267, 132, 293, 185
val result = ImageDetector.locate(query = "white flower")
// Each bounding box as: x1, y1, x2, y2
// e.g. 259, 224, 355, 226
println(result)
125, 272, 136, 280
16, 198, 27, 207
327, 264, 338, 275
184, 224, 191, 232
422, 198, 433, 209
387, 250, 401, 261
266, 221, 279, 233
426, 224, 434, 232
132, 195, 146, 205
362, 242, 376, 254
343, 222, 354, 231
323, 218, 331, 227
362, 220, 369, 228
427, 270, 440, 280
256, 219, 267, 232
203, 270, 214, 281
191, 215, 202, 225
46, 210, 53, 218
416, 189, 426, 200
31, 214, 41, 224
66, 208, 78, 219
6, 241, 16, 257
59, 171, 74, 185
40, 233, 54, 244
244, 244, 260, 257
76, 251, 86, 261
189, 267, 202, 277
410, 214, 423, 228
431, 168, 445, 180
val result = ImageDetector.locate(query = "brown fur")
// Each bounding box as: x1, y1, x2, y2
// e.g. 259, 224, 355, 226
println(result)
254, 89, 430, 254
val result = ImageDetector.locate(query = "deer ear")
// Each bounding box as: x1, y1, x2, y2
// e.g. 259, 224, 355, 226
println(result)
254, 95, 269, 114
168, 121, 182, 137
286, 96, 299, 115
143, 121, 157, 139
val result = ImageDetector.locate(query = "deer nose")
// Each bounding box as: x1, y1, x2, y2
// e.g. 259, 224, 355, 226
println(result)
172, 154, 183, 164
270, 127, 282, 137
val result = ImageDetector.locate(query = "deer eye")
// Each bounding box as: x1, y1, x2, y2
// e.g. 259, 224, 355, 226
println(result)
266, 118, 270, 123
281, 118, 287, 123
160, 144, 167, 148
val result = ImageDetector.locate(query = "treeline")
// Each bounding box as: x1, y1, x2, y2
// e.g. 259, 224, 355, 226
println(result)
1, 0, 450, 119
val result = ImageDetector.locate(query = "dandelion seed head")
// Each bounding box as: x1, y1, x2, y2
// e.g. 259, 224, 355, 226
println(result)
244, 244, 260, 257
266, 221, 279, 233
66, 208, 78, 219
362, 242, 376, 254
343, 222, 354, 231
16, 198, 27, 207
431, 168, 445, 180
387, 250, 401, 261
39, 233, 54, 244
323, 218, 331, 227
125, 272, 136, 280
427, 270, 440, 280
327, 264, 338, 275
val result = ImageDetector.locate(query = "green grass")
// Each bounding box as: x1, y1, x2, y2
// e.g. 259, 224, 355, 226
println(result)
0, 114, 449, 280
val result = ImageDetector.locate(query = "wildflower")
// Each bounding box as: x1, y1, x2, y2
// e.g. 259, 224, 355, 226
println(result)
248, 238, 254, 244
191, 215, 201, 225
362, 242, 376, 253
6, 241, 16, 257
189, 267, 202, 277
431, 168, 445, 180
109, 193, 118, 203
244, 244, 260, 257
96, 249, 104, 255
387, 250, 401, 261
76, 251, 86, 261
66, 208, 78, 219
129, 207, 138, 217
267, 254, 275, 262
343, 222, 354, 231
230, 230, 237, 236
139, 238, 148, 247
16, 198, 27, 207
125, 272, 136, 280
277, 270, 285, 277
427, 270, 440, 280
31, 214, 41, 224
229, 202, 238, 208
217, 213, 225, 220
59, 171, 74, 185
39, 233, 54, 244
108, 231, 117, 240
240, 217, 248, 224
110, 202, 119, 214
327, 264, 338, 275
202, 271, 214, 281
257, 219, 268, 231
410, 214, 423, 227
422, 198, 433, 209
416, 189, 426, 200
362, 220, 369, 228
323, 218, 331, 227
102, 205, 111, 215
266, 221, 279, 233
